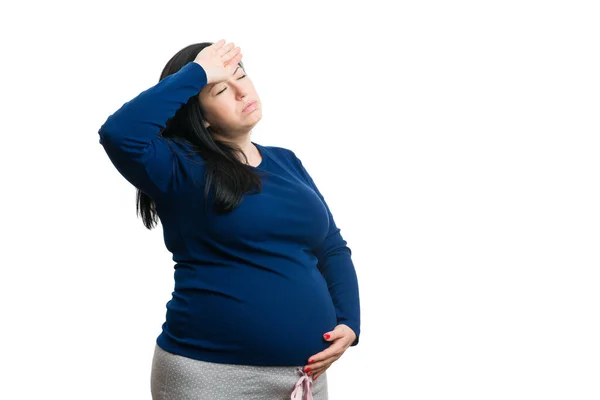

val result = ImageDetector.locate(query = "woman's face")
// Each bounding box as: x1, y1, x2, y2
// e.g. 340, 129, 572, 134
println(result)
198, 65, 262, 135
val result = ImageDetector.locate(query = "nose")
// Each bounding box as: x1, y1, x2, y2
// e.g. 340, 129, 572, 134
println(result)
231, 81, 248, 100
235, 88, 248, 100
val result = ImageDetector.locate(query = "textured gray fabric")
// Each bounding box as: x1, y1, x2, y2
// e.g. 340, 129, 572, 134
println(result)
150, 343, 328, 399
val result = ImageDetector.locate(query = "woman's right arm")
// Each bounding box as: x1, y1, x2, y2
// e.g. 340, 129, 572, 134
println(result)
97, 61, 208, 197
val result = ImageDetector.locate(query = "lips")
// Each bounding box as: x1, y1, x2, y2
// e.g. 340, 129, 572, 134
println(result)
242, 101, 257, 112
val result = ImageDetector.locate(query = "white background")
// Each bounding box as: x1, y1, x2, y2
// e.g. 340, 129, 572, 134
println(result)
1, 0, 599, 399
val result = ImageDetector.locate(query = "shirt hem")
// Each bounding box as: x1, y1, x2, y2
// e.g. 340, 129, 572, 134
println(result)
156, 332, 305, 367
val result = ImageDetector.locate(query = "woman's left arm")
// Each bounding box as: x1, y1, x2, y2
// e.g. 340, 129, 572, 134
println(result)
289, 150, 361, 380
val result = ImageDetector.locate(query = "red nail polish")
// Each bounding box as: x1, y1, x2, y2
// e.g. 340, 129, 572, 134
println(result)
324, 334, 330, 339
305, 367, 311, 372
309, 359, 314, 364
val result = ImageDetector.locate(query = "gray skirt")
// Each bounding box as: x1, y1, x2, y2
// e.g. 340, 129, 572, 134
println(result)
150, 343, 328, 399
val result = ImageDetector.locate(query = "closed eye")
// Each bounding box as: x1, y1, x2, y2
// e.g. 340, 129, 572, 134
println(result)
216, 75, 247, 95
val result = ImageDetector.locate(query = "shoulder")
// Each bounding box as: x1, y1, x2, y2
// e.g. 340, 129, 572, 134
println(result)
257, 144, 310, 177
261, 144, 294, 156
259, 144, 300, 164
259, 144, 314, 182
255, 143, 296, 164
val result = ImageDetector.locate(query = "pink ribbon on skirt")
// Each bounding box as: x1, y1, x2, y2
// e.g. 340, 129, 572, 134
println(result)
290, 366, 314, 400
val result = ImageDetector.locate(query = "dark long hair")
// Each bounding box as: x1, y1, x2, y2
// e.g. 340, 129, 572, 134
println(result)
137, 42, 264, 229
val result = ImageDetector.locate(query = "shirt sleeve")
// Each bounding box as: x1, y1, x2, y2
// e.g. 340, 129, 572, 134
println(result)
97, 61, 208, 197
289, 150, 361, 346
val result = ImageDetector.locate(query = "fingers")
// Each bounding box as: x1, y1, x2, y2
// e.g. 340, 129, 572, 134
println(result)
303, 354, 340, 376
211, 39, 226, 51
217, 41, 235, 56
214, 40, 242, 69
313, 369, 327, 381
223, 52, 242, 70
305, 362, 332, 380
312, 342, 344, 361
223, 46, 241, 64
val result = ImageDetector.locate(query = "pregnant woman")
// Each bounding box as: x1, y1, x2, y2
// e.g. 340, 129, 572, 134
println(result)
97, 39, 361, 400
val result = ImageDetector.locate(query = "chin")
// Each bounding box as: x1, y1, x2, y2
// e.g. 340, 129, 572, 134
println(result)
245, 108, 262, 121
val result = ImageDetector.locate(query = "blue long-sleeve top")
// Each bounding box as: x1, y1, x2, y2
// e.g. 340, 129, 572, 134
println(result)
97, 61, 360, 366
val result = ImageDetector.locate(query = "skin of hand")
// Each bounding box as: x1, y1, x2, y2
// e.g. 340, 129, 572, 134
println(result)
194, 39, 243, 85
304, 324, 357, 381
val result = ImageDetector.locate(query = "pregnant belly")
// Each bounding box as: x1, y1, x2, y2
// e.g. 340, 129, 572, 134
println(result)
165, 267, 338, 364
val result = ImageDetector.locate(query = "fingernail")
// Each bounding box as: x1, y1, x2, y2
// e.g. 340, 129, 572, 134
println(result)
309, 359, 314, 364
305, 367, 311, 372
324, 334, 330, 339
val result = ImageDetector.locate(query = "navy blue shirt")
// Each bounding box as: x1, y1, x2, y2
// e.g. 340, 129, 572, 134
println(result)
98, 61, 360, 366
